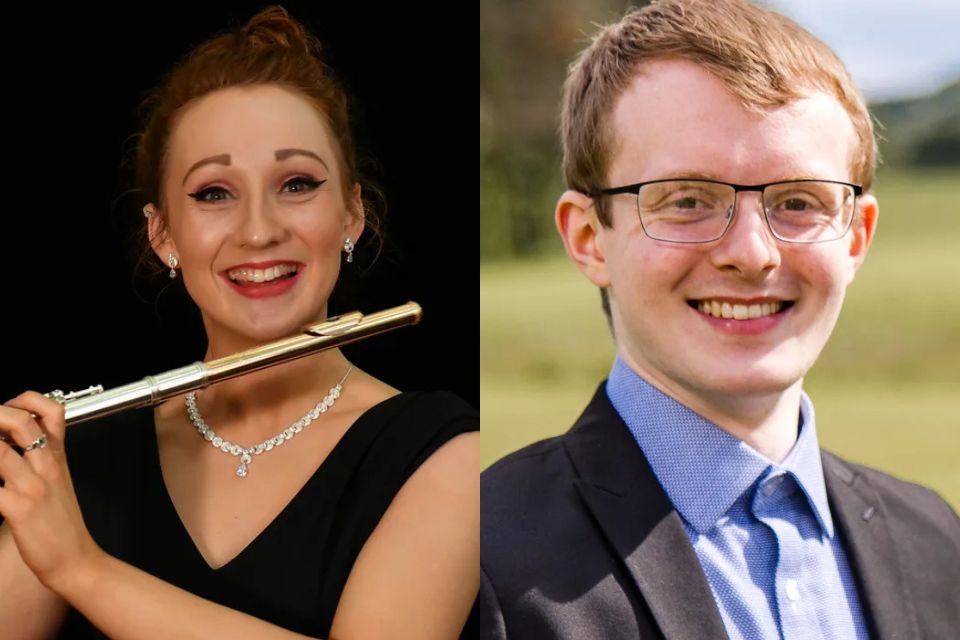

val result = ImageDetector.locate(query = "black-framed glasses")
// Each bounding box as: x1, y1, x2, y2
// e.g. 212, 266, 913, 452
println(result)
591, 178, 863, 244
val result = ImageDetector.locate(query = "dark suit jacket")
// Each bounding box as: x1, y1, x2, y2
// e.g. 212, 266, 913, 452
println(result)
467, 384, 960, 639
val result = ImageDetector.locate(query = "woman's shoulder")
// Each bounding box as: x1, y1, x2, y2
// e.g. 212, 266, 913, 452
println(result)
343, 369, 476, 435
382, 389, 477, 417
355, 389, 477, 438
325, 382, 476, 487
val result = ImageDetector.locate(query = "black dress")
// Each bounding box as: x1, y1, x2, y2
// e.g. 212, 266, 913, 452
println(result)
59, 391, 478, 638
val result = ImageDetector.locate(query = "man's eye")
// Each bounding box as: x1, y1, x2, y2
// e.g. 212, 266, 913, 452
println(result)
673, 197, 701, 209
187, 186, 231, 202
782, 198, 811, 211
282, 177, 325, 193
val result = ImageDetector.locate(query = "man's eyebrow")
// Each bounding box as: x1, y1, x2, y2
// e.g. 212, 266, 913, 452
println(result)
275, 148, 328, 170
183, 154, 231, 185
659, 171, 823, 183
662, 171, 726, 181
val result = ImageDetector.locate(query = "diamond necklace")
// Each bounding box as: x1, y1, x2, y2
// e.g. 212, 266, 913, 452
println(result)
185, 365, 353, 478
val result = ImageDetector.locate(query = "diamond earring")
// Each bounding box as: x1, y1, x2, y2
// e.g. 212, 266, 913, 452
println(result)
343, 237, 354, 263
168, 253, 179, 278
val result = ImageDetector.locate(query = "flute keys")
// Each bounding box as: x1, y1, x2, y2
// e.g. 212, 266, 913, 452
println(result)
44, 385, 104, 405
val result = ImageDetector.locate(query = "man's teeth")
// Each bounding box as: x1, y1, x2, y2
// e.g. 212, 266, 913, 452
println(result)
696, 300, 783, 319
228, 264, 298, 283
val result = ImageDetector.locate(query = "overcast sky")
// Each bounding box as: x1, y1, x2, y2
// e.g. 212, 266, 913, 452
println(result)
770, 0, 960, 102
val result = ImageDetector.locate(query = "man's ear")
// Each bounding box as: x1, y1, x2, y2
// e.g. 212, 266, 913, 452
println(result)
555, 190, 610, 288
847, 193, 878, 281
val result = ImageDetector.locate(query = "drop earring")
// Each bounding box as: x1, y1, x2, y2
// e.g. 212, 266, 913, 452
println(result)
343, 237, 354, 263
168, 253, 179, 278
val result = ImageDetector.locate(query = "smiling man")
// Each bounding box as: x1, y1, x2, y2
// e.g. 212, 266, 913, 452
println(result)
469, 1, 960, 638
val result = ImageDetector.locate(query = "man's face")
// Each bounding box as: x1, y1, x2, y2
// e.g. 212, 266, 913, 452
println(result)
562, 59, 877, 416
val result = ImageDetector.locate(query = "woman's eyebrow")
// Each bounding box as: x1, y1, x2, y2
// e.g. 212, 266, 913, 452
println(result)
275, 148, 328, 170
181, 149, 329, 186
182, 154, 231, 185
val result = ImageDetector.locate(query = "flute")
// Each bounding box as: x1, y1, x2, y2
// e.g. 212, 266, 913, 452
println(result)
43, 302, 422, 426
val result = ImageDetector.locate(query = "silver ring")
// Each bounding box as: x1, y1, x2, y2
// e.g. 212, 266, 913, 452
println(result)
23, 433, 48, 452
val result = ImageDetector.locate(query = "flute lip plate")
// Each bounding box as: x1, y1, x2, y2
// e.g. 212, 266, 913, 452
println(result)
305, 311, 364, 336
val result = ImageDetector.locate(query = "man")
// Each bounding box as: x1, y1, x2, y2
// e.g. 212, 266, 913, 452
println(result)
470, 1, 959, 638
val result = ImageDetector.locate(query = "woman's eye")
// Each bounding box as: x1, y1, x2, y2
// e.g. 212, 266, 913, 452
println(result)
282, 177, 325, 193
187, 186, 232, 202
187, 177, 326, 201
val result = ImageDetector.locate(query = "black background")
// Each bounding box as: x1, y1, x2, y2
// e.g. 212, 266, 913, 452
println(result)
1, 3, 476, 409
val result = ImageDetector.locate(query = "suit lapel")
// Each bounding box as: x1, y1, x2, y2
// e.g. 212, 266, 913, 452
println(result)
822, 452, 920, 640
565, 386, 728, 639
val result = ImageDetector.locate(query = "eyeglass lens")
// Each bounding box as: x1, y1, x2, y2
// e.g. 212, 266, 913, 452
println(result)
637, 180, 855, 243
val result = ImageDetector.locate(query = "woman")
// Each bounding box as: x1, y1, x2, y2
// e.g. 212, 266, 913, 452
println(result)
0, 6, 478, 639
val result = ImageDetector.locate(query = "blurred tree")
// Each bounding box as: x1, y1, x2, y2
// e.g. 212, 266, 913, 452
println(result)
869, 79, 960, 167
480, 0, 635, 260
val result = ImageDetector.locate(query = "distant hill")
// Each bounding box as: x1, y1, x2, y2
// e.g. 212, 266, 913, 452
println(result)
870, 79, 960, 166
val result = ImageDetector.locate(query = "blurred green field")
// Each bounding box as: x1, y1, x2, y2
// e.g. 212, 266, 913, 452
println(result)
481, 168, 960, 509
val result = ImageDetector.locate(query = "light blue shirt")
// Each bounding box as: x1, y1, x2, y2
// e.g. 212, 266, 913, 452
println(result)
606, 357, 870, 640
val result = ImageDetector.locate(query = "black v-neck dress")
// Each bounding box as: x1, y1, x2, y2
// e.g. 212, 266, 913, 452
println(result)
58, 391, 478, 638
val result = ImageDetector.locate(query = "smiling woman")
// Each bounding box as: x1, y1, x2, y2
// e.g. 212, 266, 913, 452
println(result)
145, 83, 364, 352
0, 5, 477, 640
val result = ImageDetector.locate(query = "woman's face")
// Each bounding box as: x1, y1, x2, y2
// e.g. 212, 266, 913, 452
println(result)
148, 84, 363, 353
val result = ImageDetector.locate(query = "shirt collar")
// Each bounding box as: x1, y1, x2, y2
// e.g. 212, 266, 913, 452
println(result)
605, 356, 834, 537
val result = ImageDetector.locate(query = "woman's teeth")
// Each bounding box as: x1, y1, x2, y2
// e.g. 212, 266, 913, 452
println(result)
696, 300, 784, 320
228, 264, 298, 284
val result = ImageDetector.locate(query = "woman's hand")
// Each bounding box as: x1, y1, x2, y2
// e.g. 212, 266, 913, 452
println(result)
0, 394, 314, 640
0, 391, 104, 594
